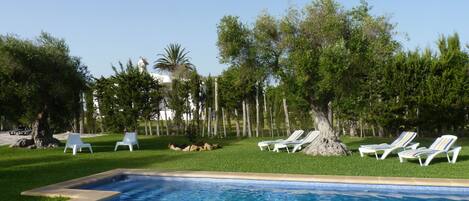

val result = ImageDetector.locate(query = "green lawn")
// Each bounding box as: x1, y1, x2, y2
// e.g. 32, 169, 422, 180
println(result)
1, 134, 468, 200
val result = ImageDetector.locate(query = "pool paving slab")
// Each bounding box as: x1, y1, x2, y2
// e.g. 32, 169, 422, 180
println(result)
21, 168, 469, 201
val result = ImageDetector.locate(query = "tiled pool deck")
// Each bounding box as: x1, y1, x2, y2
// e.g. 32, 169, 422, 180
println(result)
22, 169, 469, 201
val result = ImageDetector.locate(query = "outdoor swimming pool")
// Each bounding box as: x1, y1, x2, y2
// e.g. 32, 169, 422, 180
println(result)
77, 174, 469, 201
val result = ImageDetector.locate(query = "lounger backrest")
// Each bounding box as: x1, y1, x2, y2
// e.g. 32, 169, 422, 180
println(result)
66, 133, 83, 145
429, 135, 457, 151
123, 132, 137, 143
301, 131, 320, 144
391, 131, 417, 147
286, 130, 304, 141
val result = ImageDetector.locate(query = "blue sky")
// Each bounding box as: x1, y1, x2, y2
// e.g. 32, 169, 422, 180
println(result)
1, 0, 468, 77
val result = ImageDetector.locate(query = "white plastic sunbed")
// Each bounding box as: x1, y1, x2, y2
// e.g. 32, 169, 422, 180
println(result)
64, 133, 93, 155
258, 130, 304, 151
115, 132, 139, 151
273, 131, 320, 153
398, 135, 461, 166
359, 131, 418, 160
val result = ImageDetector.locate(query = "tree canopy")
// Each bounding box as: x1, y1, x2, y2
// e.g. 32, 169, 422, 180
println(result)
0, 32, 90, 147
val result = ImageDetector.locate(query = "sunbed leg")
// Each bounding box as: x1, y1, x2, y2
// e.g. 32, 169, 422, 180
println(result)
450, 147, 461, 164
374, 152, 379, 160
89, 146, 93, 154
64, 147, 67, 153
424, 154, 436, 166
72, 145, 77, 156
114, 144, 119, 151
418, 157, 423, 166
286, 147, 290, 153
399, 155, 404, 163
129, 145, 133, 152
380, 150, 393, 160
292, 145, 300, 153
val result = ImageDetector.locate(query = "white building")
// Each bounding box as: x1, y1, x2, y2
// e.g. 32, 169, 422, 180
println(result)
138, 57, 195, 121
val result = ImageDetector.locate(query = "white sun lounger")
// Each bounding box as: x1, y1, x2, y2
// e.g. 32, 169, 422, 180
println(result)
64, 133, 93, 155
398, 135, 461, 166
273, 130, 320, 153
115, 132, 140, 151
257, 130, 304, 151
359, 131, 418, 160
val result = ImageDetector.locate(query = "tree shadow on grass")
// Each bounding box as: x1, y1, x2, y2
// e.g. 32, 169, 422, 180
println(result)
86, 135, 246, 152
0, 155, 70, 170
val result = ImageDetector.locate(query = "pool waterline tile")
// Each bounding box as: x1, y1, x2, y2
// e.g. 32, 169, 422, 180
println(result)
21, 169, 469, 201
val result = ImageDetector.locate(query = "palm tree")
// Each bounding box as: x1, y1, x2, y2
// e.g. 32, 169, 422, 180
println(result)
154, 43, 194, 78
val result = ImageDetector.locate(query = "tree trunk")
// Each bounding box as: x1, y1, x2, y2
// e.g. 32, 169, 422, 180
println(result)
242, 101, 246, 137
13, 108, 59, 148
156, 115, 160, 136
144, 120, 148, 135
283, 98, 291, 136
202, 108, 206, 137
234, 109, 240, 137
378, 125, 385, 137
263, 92, 268, 137
222, 107, 227, 138
79, 112, 85, 134
73, 117, 79, 133
336, 119, 341, 135
99, 116, 105, 133
214, 78, 218, 137
311, 110, 318, 130
164, 102, 169, 136
247, 103, 252, 137
149, 119, 153, 136
273, 106, 279, 137
359, 120, 364, 138
303, 106, 350, 156
195, 100, 200, 135
207, 107, 212, 137
0, 116, 4, 131
327, 101, 333, 127
349, 121, 357, 137
256, 87, 260, 137
269, 106, 274, 138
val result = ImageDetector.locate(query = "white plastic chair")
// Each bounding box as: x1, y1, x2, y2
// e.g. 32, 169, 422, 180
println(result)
273, 131, 320, 153
398, 135, 460, 166
114, 132, 139, 151
359, 131, 418, 160
64, 133, 93, 155
257, 130, 304, 151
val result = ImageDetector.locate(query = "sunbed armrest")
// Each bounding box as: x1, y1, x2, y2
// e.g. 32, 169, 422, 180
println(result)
405, 142, 419, 150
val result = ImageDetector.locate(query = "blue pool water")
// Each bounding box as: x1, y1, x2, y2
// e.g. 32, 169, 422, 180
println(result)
77, 175, 469, 201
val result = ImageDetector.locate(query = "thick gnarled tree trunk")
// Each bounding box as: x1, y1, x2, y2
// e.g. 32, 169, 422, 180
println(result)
12, 109, 60, 149
303, 106, 350, 156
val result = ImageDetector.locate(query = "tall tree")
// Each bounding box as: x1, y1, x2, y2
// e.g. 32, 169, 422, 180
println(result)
94, 61, 162, 133
278, 0, 398, 155
217, 16, 264, 137
0, 33, 90, 148
154, 43, 194, 79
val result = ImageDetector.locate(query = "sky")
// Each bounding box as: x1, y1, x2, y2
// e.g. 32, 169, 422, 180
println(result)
1, 0, 468, 77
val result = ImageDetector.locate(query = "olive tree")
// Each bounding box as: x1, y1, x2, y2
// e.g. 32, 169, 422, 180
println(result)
0, 33, 89, 148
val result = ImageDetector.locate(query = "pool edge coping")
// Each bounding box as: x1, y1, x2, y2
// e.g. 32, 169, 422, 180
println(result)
22, 169, 469, 201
